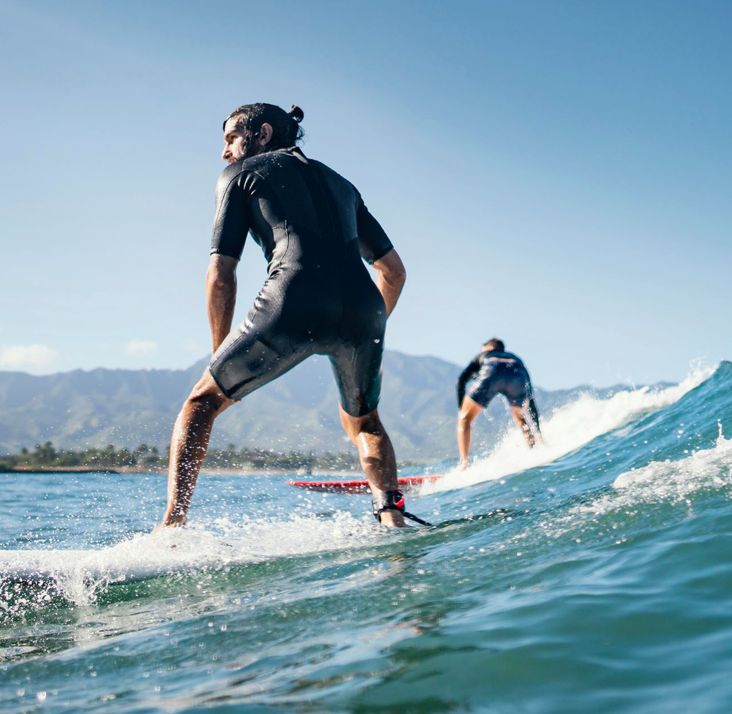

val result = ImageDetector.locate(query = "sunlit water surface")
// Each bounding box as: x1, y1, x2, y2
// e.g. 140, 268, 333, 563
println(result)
2, 363, 732, 713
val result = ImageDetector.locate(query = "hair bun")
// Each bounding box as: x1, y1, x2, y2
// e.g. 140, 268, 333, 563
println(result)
288, 105, 304, 123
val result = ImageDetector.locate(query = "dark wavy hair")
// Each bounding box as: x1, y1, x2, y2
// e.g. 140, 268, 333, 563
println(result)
483, 338, 505, 352
222, 103, 304, 150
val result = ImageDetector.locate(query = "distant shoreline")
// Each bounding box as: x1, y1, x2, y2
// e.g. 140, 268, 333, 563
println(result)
1, 465, 121, 474
0, 465, 360, 476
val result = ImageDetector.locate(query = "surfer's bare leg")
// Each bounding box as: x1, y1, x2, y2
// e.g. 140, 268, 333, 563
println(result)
338, 406, 405, 528
159, 370, 234, 528
457, 396, 483, 468
511, 405, 536, 448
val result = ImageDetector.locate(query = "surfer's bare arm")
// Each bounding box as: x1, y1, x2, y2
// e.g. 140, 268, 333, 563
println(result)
207, 254, 238, 352
372, 249, 406, 317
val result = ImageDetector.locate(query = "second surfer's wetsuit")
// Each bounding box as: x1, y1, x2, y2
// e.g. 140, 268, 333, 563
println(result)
208, 146, 393, 416
457, 351, 540, 427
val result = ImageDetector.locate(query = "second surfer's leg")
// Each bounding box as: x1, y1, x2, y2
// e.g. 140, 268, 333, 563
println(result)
528, 398, 542, 441
511, 405, 536, 448
161, 371, 233, 527
338, 407, 405, 528
457, 397, 483, 468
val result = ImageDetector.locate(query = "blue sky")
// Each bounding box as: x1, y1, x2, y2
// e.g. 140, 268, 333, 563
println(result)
0, 0, 730, 389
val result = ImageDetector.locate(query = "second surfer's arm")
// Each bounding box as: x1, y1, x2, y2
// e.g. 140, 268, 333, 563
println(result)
206, 254, 238, 352
457, 358, 480, 407
373, 248, 406, 317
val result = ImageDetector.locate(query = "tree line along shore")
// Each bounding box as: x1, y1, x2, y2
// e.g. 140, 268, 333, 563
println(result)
0, 441, 365, 474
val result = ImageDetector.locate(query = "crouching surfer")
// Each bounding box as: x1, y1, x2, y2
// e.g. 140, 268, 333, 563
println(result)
157, 102, 415, 529
456, 338, 542, 468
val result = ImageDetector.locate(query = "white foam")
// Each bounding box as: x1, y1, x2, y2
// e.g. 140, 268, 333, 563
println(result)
0, 512, 380, 608
423, 365, 713, 495
613, 428, 732, 500
557, 430, 732, 528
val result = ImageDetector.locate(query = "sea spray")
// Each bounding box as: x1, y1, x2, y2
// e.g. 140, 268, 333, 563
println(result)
2, 362, 732, 713
426, 364, 714, 494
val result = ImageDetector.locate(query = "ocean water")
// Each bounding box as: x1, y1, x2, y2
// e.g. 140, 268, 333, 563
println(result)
2, 362, 732, 713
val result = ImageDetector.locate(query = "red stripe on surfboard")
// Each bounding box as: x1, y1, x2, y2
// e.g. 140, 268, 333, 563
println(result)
288, 474, 445, 494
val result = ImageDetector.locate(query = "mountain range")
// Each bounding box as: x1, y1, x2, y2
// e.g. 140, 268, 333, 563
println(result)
0, 351, 617, 461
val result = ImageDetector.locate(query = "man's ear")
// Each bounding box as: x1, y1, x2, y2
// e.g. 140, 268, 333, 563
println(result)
258, 122, 274, 146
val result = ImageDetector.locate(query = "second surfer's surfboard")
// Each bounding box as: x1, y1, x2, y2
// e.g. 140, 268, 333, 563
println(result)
288, 474, 444, 494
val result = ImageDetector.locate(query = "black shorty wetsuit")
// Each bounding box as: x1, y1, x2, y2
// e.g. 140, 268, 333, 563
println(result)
457, 351, 534, 409
208, 147, 393, 417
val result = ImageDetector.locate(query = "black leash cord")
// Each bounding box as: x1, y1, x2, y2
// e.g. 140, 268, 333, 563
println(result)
403, 511, 432, 526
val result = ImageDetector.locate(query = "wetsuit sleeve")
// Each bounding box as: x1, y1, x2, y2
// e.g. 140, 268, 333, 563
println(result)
356, 195, 394, 264
210, 168, 250, 260
457, 357, 480, 407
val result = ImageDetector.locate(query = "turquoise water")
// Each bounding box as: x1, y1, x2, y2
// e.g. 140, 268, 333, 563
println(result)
2, 362, 732, 712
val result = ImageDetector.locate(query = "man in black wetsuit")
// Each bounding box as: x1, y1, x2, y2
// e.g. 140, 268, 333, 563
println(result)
456, 338, 541, 467
157, 103, 409, 528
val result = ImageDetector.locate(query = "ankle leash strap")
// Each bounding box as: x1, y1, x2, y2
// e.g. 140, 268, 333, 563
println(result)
372, 489, 432, 527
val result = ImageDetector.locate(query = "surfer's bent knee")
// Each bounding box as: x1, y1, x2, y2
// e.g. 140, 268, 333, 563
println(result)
186, 373, 232, 414
342, 408, 384, 437
185, 392, 228, 418
458, 408, 478, 426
